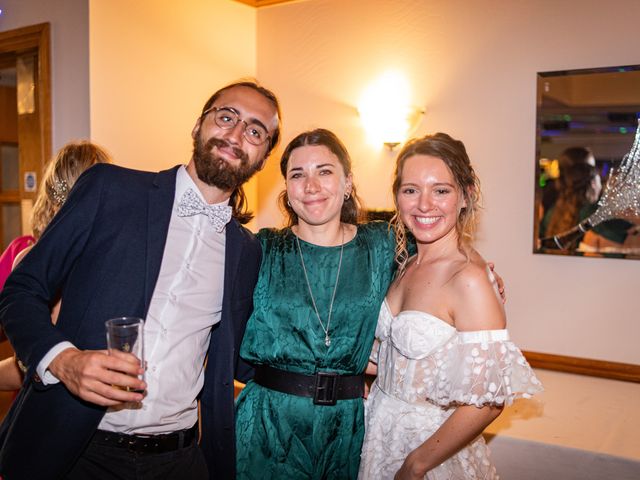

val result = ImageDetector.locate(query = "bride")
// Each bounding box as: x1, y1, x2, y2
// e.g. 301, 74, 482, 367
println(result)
359, 133, 542, 479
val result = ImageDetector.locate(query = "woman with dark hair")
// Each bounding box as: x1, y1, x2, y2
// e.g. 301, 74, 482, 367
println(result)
235, 129, 398, 479
358, 133, 541, 479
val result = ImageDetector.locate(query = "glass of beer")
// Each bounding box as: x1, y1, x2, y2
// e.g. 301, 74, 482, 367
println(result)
105, 317, 145, 392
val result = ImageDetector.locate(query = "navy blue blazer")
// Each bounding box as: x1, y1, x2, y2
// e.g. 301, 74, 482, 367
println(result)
0, 164, 260, 479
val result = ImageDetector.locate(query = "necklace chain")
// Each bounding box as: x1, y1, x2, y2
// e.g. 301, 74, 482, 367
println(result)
295, 226, 345, 347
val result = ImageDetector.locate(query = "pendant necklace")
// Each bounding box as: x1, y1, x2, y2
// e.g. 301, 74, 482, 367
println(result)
295, 226, 344, 347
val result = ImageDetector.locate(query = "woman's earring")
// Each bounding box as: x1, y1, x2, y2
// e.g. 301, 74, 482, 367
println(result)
287, 199, 291, 207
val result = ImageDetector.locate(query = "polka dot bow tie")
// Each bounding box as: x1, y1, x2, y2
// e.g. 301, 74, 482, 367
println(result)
177, 188, 232, 232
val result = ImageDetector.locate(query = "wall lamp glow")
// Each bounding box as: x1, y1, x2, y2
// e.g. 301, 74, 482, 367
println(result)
358, 71, 425, 150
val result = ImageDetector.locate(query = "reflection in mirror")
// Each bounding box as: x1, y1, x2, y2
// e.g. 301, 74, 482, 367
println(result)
534, 65, 640, 259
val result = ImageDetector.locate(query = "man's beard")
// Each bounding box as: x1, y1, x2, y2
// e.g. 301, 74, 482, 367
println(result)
192, 133, 263, 191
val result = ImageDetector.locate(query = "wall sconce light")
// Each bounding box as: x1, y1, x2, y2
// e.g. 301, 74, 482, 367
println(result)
358, 71, 425, 150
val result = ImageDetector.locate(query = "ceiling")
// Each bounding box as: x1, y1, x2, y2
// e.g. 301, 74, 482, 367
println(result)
232, 0, 299, 6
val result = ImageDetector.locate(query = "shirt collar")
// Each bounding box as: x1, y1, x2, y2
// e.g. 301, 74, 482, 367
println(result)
175, 165, 230, 208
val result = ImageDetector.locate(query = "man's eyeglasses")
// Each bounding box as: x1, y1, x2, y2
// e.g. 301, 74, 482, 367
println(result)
202, 106, 271, 147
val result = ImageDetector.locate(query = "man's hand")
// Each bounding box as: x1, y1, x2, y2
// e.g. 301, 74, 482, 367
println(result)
49, 348, 146, 406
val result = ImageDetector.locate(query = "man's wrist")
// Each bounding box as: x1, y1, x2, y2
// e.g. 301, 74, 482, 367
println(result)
37, 342, 77, 385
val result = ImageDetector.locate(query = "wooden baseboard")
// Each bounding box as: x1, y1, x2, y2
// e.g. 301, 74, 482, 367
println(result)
233, 353, 639, 396
523, 351, 640, 383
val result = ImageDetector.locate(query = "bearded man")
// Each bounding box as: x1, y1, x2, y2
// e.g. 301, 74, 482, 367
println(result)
0, 81, 281, 480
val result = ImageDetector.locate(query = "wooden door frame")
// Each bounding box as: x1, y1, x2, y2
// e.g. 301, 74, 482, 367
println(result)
0, 22, 51, 163
0, 23, 51, 241
0, 23, 51, 182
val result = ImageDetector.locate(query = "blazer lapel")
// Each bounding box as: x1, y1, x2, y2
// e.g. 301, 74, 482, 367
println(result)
221, 219, 243, 323
144, 166, 180, 312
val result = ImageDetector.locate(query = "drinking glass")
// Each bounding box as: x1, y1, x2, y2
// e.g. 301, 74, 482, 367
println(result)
105, 317, 145, 391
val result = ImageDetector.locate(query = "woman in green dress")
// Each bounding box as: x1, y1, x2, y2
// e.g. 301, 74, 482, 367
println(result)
235, 129, 397, 479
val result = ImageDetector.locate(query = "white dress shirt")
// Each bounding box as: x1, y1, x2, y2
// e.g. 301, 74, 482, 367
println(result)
39, 166, 228, 435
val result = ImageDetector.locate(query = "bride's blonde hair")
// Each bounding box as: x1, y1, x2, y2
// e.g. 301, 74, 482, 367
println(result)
31, 141, 112, 238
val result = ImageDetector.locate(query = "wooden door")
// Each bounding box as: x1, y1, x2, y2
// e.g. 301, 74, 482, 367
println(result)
0, 23, 51, 419
0, 23, 51, 250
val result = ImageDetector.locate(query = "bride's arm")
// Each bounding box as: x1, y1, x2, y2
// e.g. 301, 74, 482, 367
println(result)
394, 404, 502, 480
395, 262, 506, 479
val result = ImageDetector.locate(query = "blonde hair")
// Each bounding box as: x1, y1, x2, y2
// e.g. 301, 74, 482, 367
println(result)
391, 133, 481, 273
31, 141, 112, 238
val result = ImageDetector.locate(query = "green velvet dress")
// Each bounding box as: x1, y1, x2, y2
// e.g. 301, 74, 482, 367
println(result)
236, 222, 396, 479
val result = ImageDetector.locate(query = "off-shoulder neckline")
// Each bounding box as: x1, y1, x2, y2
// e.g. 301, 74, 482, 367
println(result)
382, 298, 508, 338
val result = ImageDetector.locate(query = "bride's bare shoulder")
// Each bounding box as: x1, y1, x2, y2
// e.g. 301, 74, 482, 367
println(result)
448, 252, 506, 331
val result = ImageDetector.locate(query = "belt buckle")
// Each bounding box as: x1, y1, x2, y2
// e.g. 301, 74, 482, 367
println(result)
126, 436, 140, 453
313, 371, 338, 406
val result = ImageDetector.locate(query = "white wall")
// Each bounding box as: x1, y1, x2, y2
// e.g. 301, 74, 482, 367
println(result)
0, 0, 90, 151
253, 0, 640, 365
89, 0, 257, 172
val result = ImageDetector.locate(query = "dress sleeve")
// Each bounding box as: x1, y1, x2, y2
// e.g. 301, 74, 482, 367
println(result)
426, 329, 543, 407
0, 235, 35, 290
360, 221, 398, 273
256, 227, 281, 251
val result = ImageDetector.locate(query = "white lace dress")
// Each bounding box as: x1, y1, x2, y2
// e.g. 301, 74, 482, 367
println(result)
358, 300, 543, 479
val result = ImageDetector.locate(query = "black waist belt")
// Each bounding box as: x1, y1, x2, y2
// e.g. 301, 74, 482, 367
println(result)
253, 365, 364, 406
92, 424, 197, 455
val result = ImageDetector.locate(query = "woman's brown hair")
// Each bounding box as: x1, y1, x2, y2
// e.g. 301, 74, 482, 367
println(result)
278, 128, 362, 227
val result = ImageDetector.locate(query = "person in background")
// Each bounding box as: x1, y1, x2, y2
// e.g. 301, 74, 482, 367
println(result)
540, 161, 633, 249
540, 146, 596, 215
0, 80, 280, 479
0, 141, 112, 390
541, 162, 601, 238
359, 133, 542, 479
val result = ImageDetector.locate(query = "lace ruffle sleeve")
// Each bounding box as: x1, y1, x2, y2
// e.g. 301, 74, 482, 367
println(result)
425, 329, 543, 407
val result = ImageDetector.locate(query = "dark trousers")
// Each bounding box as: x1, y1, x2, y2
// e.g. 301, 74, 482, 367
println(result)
65, 435, 209, 480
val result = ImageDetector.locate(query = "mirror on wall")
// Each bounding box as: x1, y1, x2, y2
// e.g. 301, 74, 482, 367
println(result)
533, 65, 640, 259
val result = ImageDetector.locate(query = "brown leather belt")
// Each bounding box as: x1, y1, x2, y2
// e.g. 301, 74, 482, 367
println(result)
253, 365, 364, 406
92, 424, 197, 455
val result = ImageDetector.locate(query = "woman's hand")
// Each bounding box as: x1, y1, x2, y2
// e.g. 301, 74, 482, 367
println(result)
363, 361, 377, 399
394, 450, 427, 480
487, 262, 506, 303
